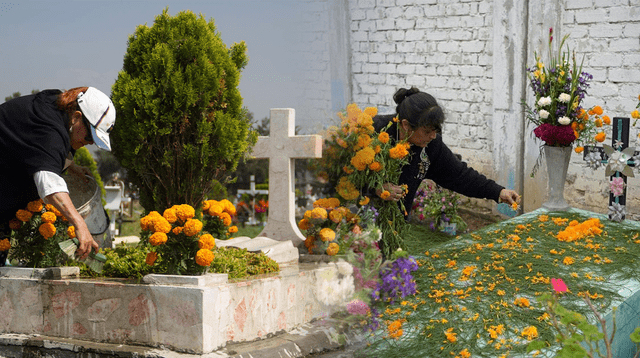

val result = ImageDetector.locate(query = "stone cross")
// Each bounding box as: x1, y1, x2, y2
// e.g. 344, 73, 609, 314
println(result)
583, 117, 638, 221
237, 175, 268, 225
250, 108, 322, 246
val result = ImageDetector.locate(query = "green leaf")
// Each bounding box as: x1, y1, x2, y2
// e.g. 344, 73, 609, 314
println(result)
630, 327, 640, 343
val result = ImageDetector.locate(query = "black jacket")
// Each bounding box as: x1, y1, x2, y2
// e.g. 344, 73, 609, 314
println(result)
0, 90, 70, 222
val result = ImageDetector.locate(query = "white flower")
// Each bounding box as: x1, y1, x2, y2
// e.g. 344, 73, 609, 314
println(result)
537, 97, 552, 107
558, 93, 571, 103
558, 116, 571, 125
539, 110, 550, 119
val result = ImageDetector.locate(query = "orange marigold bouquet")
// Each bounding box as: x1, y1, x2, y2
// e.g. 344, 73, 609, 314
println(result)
140, 202, 236, 275
202, 199, 239, 240
315, 103, 411, 256
7, 199, 77, 267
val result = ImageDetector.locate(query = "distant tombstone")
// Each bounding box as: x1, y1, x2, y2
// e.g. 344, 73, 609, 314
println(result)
237, 175, 268, 225
250, 108, 322, 246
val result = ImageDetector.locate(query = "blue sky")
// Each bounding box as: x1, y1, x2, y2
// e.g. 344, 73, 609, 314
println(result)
0, 0, 305, 123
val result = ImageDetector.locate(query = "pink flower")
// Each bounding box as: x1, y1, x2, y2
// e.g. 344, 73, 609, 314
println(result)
346, 299, 370, 316
610, 177, 625, 197
551, 278, 568, 293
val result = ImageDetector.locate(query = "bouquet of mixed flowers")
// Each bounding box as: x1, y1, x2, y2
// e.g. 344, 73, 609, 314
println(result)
525, 28, 611, 172
411, 180, 467, 233
6, 199, 76, 267
315, 104, 411, 256
140, 201, 238, 275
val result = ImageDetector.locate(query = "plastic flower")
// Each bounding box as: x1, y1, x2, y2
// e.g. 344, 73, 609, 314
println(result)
195, 249, 214, 266
610, 177, 625, 197
149, 232, 168, 246
0, 238, 11, 252
145, 251, 157, 266
183, 219, 203, 237
551, 278, 568, 293
38, 222, 56, 239
198, 234, 216, 250
326, 242, 339, 255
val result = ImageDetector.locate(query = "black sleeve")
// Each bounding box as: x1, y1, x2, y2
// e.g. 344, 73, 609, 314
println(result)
426, 136, 504, 202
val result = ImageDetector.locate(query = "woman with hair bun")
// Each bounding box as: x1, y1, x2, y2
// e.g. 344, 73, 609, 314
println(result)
374, 87, 519, 214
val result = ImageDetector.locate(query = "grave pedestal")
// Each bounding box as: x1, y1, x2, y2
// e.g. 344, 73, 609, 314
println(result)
0, 261, 354, 354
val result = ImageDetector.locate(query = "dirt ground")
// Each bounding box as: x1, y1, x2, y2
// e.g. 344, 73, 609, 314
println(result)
457, 203, 508, 232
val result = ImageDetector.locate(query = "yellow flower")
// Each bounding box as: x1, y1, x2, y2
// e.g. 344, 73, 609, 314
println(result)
26, 200, 43, 213
0, 238, 11, 252
326, 242, 339, 256
329, 209, 344, 223
632, 110, 640, 119
163, 208, 178, 223
314, 198, 341, 209
172, 226, 183, 235
459, 349, 471, 358
175, 204, 195, 222
183, 219, 203, 237
319, 228, 336, 242
16, 209, 33, 222
195, 249, 214, 267
41, 211, 57, 224
380, 190, 391, 200
219, 212, 232, 226
350, 146, 375, 171
198, 234, 216, 250
575, 146, 584, 154
38, 222, 56, 239
140, 211, 161, 231
298, 218, 311, 231
364, 106, 378, 118
149, 232, 168, 246
445, 327, 457, 343
310, 207, 328, 220
522, 326, 538, 340
603, 115, 611, 125
389, 143, 409, 159
378, 132, 390, 144
145, 251, 157, 265
152, 216, 172, 234
368, 161, 383, 172
563, 256, 575, 265
228, 226, 238, 234
357, 113, 373, 128
595, 132, 606, 142
336, 177, 359, 201
514, 297, 530, 308
67, 226, 76, 238
207, 202, 224, 216
359, 196, 370, 206
220, 199, 236, 215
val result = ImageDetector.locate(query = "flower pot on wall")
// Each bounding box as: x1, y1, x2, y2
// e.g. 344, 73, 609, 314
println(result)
542, 145, 572, 211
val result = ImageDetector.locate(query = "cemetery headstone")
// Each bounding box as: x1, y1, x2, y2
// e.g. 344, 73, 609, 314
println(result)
250, 108, 322, 246
237, 174, 268, 225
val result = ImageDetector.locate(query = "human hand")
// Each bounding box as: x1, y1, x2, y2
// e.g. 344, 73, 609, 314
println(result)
75, 224, 99, 260
68, 162, 92, 182
376, 183, 406, 202
499, 189, 520, 206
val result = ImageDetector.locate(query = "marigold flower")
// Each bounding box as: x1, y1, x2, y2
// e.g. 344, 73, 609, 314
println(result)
368, 161, 383, 172
319, 228, 336, 242
603, 115, 611, 125
389, 144, 409, 159
314, 198, 340, 209
459, 349, 471, 358
41, 211, 57, 224
8, 219, 21, 230
326, 242, 339, 256
16, 209, 33, 222
145, 251, 157, 265
343, 166, 354, 174
172, 226, 183, 235
219, 212, 232, 226
380, 190, 391, 200
183, 219, 203, 237
351, 146, 375, 171
378, 132, 390, 144
67, 226, 76, 238
220, 199, 236, 216
563, 256, 575, 265
140, 211, 161, 231
364, 106, 378, 118
592, 105, 603, 115
336, 177, 359, 201
163, 208, 178, 223
149, 232, 168, 246
27, 200, 43, 213
152, 216, 172, 234
632, 110, 640, 119
198, 234, 216, 250
514, 297, 530, 308
329, 209, 344, 223
298, 218, 311, 231
38, 222, 56, 239
207, 202, 223, 216
304, 235, 316, 249
575, 146, 584, 154
445, 327, 457, 343
594, 118, 603, 127
310, 207, 328, 220
195, 249, 214, 266
175, 204, 196, 222
0, 239, 11, 252
594, 132, 606, 142
228, 225, 238, 234
521, 326, 538, 340
359, 196, 370, 206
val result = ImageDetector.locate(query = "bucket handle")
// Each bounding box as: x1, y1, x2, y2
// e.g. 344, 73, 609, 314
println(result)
89, 209, 110, 236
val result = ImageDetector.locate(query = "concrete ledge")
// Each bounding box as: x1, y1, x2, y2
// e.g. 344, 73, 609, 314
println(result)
0, 266, 79, 280
142, 273, 229, 286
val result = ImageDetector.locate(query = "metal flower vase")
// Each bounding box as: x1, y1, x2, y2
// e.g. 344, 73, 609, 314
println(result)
542, 145, 572, 211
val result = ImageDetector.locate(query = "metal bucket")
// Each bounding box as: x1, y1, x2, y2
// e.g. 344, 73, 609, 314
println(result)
66, 175, 111, 249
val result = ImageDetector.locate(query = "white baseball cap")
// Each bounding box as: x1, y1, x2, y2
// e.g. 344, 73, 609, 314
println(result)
77, 87, 116, 151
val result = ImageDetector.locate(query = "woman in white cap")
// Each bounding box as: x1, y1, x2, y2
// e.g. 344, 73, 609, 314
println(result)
0, 87, 116, 265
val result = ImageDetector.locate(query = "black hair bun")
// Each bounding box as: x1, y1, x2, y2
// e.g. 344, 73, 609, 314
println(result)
392, 87, 420, 105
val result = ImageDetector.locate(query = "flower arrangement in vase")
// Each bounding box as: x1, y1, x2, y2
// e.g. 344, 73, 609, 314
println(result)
410, 180, 467, 234
525, 28, 610, 175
